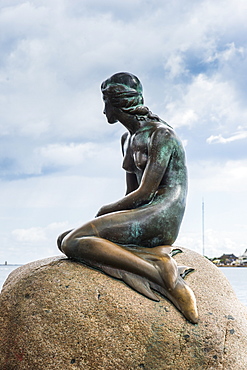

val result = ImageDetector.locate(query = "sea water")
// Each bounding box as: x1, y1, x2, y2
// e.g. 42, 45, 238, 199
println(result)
219, 267, 247, 306
0, 265, 246, 306
0, 265, 21, 289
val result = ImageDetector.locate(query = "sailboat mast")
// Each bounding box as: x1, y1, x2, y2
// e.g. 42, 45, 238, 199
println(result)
202, 198, 205, 256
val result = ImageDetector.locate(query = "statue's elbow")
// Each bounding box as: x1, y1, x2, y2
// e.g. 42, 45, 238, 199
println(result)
138, 190, 155, 206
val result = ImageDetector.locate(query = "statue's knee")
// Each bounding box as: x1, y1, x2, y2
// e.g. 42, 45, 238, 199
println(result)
57, 234, 63, 251
61, 236, 78, 258
60, 236, 69, 254
57, 229, 74, 253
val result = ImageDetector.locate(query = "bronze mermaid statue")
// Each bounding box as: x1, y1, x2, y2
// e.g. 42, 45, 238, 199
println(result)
57, 72, 198, 324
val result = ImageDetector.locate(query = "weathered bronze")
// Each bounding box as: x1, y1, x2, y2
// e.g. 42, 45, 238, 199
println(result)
57, 72, 198, 324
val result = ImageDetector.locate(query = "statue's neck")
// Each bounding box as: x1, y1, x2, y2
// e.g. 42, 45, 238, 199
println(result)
117, 111, 146, 134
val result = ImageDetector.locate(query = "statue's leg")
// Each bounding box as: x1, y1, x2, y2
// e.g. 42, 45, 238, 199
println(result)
58, 206, 184, 286
57, 229, 73, 251
61, 234, 168, 288
58, 211, 198, 323
59, 204, 174, 248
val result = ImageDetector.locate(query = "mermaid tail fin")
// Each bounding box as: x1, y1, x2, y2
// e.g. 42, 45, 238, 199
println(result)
145, 245, 183, 257
150, 277, 198, 324
178, 266, 195, 279
101, 265, 160, 302
128, 248, 179, 291
91, 249, 198, 324
121, 271, 160, 301
170, 248, 183, 257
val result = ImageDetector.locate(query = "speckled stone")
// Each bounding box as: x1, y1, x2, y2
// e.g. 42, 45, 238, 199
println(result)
1, 248, 247, 370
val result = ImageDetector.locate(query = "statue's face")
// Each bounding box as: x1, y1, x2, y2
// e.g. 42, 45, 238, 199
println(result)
103, 100, 118, 124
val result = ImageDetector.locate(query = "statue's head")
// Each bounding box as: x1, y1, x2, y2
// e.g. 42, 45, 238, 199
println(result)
101, 72, 170, 126
101, 72, 144, 111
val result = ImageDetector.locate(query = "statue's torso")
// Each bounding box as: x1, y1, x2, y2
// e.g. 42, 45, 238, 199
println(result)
122, 124, 187, 191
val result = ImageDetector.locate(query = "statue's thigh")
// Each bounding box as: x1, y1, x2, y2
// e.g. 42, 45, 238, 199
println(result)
92, 207, 162, 245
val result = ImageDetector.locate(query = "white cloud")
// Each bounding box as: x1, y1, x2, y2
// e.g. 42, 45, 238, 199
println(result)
164, 73, 247, 131
207, 42, 245, 64
1, 0, 247, 140
176, 228, 246, 259
38, 143, 100, 167
12, 227, 47, 243
37, 141, 122, 171
11, 221, 69, 244
1, 0, 247, 264
207, 131, 247, 144
189, 159, 247, 193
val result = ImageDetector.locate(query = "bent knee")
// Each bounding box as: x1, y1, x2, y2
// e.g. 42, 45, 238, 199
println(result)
61, 235, 79, 258
57, 229, 74, 252
57, 235, 63, 251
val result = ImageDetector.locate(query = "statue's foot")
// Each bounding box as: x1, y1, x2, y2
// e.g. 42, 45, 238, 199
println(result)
169, 279, 198, 324
99, 252, 178, 302
129, 246, 180, 291
153, 254, 179, 291
102, 260, 198, 324
88, 246, 198, 324
150, 277, 198, 324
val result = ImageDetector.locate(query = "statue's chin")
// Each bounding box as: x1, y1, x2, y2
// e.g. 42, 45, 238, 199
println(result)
108, 118, 118, 124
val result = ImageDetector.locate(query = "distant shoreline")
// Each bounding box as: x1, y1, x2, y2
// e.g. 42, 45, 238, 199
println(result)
0, 264, 22, 266
217, 265, 247, 268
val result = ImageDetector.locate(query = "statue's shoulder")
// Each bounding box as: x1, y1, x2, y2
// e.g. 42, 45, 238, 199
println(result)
152, 125, 175, 140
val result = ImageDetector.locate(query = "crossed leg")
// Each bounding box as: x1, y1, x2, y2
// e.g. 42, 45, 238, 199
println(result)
57, 209, 198, 323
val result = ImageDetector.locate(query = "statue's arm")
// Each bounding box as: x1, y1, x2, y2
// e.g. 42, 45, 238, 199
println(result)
96, 128, 174, 217
125, 172, 139, 195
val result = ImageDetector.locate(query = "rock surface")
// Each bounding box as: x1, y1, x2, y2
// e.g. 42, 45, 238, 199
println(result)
1, 248, 247, 370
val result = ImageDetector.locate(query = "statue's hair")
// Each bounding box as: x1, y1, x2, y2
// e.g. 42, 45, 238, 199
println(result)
101, 72, 144, 110
101, 72, 172, 126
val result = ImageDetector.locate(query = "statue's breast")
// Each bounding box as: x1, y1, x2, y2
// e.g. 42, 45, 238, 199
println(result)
133, 151, 148, 170
122, 131, 149, 173
131, 131, 150, 171
122, 151, 136, 173
122, 136, 136, 173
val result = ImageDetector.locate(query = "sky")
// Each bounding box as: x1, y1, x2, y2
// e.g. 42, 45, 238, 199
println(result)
1, 0, 247, 264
